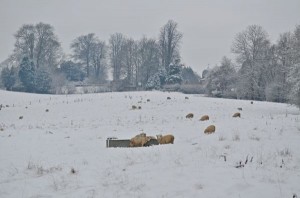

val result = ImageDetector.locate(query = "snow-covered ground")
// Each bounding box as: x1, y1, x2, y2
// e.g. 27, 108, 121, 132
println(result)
0, 90, 299, 198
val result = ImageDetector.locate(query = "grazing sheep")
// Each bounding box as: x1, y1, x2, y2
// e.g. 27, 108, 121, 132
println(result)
204, 125, 216, 134
129, 136, 148, 147
156, 134, 175, 144
167, 97, 171, 100
19, 116, 23, 120
146, 136, 156, 141
200, 115, 209, 121
233, 112, 241, 118
132, 105, 137, 110
135, 133, 146, 138
186, 113, 194, 119
237, 107, 242, 111
185, 96, 189, 99
45, 109, 49, 112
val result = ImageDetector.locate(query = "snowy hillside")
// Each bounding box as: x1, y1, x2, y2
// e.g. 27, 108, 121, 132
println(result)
0, 90, 299, 198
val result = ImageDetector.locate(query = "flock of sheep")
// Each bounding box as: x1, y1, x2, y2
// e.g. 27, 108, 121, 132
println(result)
129, 133, 174, 147
128, 96, 243, 147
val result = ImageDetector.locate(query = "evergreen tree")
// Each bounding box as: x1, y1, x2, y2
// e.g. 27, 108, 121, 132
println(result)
165, 61, 183, 84
1, 67, 17, 90
181, 67, 200, 84
35, 68, 52, 93
18, 57, 35, 92
60, 61, 85, 81
145, 68, 167, 90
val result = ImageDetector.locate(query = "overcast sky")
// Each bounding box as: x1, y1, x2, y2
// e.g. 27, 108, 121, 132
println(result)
1, 0, 300, 74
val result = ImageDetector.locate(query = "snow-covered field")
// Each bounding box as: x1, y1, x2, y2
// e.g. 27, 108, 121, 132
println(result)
0, 90, 299, 198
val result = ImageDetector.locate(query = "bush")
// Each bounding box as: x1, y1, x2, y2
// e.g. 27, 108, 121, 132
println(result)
179, 84, 205, 94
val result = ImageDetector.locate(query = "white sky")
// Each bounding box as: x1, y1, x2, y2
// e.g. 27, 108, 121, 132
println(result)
0, 0, 300, 74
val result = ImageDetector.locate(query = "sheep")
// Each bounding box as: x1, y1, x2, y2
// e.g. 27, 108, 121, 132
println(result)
200, 115, 209, 121
147, 99, 150, 102
251, 101, 253, 104
233, 112, 241, 118
144, 136, 159, 146
185, 96, 189, 99
135, 133, 146, 138
204, 125, 216, 134
132, 105, 137, 110
45, 109, 49, 112
19, 116, 23, 120
167, 97, 171, 100
146, 136, 156, 141
186, 113, 194, 119
129, 133, 148, 147
156, 134, 175, 144
237, 107, 242, 111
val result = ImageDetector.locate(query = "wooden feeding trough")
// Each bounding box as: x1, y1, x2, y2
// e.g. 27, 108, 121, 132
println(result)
106, 137, 159, 148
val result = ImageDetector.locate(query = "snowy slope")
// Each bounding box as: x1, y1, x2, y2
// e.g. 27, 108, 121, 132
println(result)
0, 90, 299, 198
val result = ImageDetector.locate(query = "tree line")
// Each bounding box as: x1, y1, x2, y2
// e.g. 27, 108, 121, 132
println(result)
0, 21, 299, 108
0, 20, 200, 94
204, 24, 300, 108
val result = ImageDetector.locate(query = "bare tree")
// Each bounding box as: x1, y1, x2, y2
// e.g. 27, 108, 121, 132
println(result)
14, 24, 35, 60
71, 33, 97, 77
14, 22, 61, 69
123, 38, 138, 86
159, 20, 183, 73
91, 40, 107, 82
109, 33, 126, 81
138, 37, 160, 87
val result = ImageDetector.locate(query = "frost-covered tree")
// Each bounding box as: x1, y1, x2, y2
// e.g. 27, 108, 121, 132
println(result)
287, 25, 300, 108
165, 60, 183, 85
287, 63, 300, 108
145, 68, 167, 90
205, 57, 237, 98
232, 25, 270, 100
159, 20, 183, 73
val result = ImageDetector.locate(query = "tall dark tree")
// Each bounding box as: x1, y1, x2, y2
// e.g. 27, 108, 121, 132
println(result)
109, 33, 126, 81
90, 40, 107, 82
159, 20, 183, 73
18, 57, 35, 92
138, 37, 160, 87
71, 33, 97, 77
14, 23, 61, 69
60, 61, 85, 81
1, 67, 17, 90
181, 67, 201, 84
34, 68, 52, 93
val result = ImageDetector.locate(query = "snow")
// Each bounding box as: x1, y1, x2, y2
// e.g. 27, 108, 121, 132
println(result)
0, 90, 299, 198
